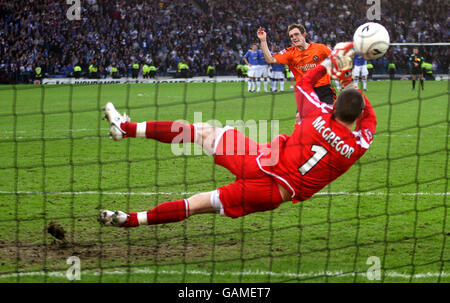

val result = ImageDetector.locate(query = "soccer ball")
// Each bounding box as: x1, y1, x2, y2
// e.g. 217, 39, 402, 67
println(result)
353, 22, 390, 60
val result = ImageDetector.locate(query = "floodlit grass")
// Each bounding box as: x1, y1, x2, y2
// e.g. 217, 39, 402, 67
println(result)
0, 79, 448, 283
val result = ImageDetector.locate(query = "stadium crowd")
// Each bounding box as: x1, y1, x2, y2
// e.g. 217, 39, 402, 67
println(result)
0, 0, 448, 83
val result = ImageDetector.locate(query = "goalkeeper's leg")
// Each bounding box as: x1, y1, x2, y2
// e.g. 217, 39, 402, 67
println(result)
99, 180, 291, 227
104, 102, 235, 154
98, 124, 227, 227
120, 120, 195, 143
99, 192, 217, 227
104, 102, 195, 143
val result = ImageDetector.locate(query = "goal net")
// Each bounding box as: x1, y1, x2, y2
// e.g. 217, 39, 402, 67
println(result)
0, 64, 448, 283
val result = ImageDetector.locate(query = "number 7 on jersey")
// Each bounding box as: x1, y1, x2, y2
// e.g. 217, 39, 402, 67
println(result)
298, 145, 328, 175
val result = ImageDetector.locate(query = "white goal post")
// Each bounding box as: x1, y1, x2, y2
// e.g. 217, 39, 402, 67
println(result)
389, 42, 450, 46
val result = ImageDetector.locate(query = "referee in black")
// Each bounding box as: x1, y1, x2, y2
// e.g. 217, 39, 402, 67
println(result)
409, 47, 424, 90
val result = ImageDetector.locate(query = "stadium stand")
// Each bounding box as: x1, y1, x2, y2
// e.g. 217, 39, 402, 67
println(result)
0, 0, 448, 83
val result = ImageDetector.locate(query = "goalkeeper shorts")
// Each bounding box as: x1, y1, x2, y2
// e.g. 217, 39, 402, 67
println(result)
213, 129, 284, 218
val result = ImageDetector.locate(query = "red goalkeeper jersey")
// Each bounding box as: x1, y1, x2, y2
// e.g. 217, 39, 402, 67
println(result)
257, 65, 377, 203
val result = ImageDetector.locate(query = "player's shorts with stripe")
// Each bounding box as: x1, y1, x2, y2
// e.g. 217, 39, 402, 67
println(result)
353, 65, 368, 77
248, 65, 259, 78
213, 129, 284, 218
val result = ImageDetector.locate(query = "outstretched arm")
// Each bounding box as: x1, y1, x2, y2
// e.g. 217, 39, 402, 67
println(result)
257, 27, 277, 64
295, 65, 331, 120
355, 94, 377, 134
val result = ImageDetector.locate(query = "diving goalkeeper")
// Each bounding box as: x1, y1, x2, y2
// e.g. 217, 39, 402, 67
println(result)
98, 43, 377, 228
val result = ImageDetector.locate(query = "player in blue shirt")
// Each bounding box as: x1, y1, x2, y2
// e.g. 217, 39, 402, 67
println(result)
257, 48, 269, 92
243, 43, 260, 92
352, 54, 368, 91
269, 46, 285, 92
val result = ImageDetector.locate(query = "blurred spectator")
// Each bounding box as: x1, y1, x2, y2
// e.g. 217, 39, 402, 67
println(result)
0, 0, 447, 83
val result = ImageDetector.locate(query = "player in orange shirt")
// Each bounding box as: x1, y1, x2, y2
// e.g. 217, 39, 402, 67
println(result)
258, 24, 336, 105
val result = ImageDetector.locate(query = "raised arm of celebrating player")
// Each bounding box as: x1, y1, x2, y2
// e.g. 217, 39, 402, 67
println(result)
257, 27, 277, 64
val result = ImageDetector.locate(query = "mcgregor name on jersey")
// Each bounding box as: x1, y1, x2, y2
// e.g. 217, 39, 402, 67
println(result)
312, 116, 355, 159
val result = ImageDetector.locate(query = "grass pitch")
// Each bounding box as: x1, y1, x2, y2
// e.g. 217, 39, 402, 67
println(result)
0, 79, 448, 283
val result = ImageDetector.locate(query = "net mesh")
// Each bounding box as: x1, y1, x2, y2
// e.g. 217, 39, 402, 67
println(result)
0, 75, 449, 283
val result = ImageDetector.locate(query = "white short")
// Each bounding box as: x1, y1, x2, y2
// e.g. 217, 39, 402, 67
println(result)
271, 71, 284, 80
258, 65, 269, 78
353, 65, 368, 77
248, 65, 259, 78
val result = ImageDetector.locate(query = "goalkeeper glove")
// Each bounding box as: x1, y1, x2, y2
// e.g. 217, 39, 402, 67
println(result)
322, 42, 355, 86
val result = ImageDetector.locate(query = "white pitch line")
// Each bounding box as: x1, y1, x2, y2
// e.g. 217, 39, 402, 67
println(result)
4, 127, 449, 136
2, 128, 108, 134
375, 134, 450, 137
316, 192, 450, 196
14, 136, 99, 140
0, 191, 448, 197
0, 268, 448, 281
3, 128, 110, 140
0, 190, 194, 196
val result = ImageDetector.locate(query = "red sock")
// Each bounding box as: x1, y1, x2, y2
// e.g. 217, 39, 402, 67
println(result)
125, 199, 189, 227
120, 121, 194, 143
